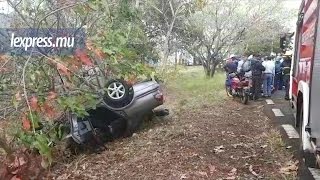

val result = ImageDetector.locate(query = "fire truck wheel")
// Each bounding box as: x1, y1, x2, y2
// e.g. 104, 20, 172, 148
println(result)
299, 103, 318, 168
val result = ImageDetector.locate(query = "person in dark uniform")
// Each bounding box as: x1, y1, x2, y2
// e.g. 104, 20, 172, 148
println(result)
223, 58, 238, 74
251, 55, 266, 100
274, 57, 282, 91
281, 55, 292, 100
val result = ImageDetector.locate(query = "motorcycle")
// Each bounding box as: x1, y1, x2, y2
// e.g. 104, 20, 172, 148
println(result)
225, 72, 250, 104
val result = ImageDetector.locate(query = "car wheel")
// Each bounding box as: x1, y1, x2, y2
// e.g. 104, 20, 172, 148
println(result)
299, 102, 318, 168
104, 79, 134, 108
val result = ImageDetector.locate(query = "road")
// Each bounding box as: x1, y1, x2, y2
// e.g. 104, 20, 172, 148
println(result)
262, 90, 317, 180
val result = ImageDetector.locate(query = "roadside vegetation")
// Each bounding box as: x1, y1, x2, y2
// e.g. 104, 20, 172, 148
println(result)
166, 66, 226, 109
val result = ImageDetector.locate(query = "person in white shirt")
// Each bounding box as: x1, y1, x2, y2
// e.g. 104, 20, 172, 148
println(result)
262, 56, 275, 97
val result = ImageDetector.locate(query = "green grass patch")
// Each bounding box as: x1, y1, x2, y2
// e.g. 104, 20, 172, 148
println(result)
166, 66, 226, 108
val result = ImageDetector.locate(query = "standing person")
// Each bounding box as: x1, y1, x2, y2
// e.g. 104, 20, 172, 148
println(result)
237, 56, 246, 74
262, 56, 275, 97
281, 54, 292, 100
223, 57, 237, 74
251, 55, 266, 100
274, 57, 282, 91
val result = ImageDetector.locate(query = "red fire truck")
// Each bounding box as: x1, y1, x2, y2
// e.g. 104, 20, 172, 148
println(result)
291, 0, 320, 167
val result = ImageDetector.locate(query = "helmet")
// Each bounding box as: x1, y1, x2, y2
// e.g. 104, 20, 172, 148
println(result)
229, 54, 236, 59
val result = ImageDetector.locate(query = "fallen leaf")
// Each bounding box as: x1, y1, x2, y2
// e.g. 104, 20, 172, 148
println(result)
229, 168, 237, 175
232, 143, 244, 148
280, 161, 299, 175
15, 91, 22, 101
30, 96, 39, 111
208, 164, 216, 174
198, 171, 208, 177
43, 102, 56, 118
249, 165, 259, 176
22, 114, 31, 131
225, 176, 236, 180
74, 49, 93, 66
180, 174, 187, 179
47, 91, 57, 100
214, 145, 225, 153
260, 145, 268, 148
57, 62, 71, 79
227, 168, 237, 179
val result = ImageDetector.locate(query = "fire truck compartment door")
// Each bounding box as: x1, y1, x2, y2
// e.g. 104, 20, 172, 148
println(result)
310, 4, 320, 138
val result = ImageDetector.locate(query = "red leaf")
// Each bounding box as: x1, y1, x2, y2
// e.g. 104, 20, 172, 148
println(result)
43, 102, 55, 118
57, 63, 69, 76
29, 96, 39, 112
47, 91, 57, 100
74, 49, 93, 66
22, 114, 31, 131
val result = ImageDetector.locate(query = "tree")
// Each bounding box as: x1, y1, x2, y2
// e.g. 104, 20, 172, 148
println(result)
232, 3, 296, 56
0, 0, 157, 167
141, 0, 193, 70
179, 0, 285, 77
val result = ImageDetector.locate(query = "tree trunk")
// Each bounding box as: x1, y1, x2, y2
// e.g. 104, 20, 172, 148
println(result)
203, 58, 217, 78
210, 65, 216, 77
203, 61, 211, 77
174, 51, 178, 69
162, 15, 176, 71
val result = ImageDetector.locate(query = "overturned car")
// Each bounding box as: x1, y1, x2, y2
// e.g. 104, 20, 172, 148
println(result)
68, 78, 164, 144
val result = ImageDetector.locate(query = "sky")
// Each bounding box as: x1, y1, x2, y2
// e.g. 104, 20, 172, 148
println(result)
0, 1, 12, 14
0, 0, 304, 31
283, 0, 302, 9
283, 0, 302, 31
0, 0, 304, 14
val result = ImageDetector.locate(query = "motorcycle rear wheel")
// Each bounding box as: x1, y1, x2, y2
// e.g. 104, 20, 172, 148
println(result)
225, 86, 233, 97
241, 91, 249, 104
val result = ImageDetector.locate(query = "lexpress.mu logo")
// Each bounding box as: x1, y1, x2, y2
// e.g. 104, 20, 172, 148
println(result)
10, 33, 75, 51
0, 28, 86, 55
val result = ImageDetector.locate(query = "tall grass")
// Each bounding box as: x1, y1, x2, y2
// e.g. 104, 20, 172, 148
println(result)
166, 66, 226, 108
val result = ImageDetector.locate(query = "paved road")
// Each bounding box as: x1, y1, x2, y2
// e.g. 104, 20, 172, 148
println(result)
262, 90, 316, 180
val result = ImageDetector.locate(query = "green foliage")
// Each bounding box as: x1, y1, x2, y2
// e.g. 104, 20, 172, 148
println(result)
57, 93, 98, 118
16, 122, 67, 166
0, 0, 158, 170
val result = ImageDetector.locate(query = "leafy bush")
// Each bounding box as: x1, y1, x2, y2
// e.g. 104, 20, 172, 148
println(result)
0, 0, 159, 169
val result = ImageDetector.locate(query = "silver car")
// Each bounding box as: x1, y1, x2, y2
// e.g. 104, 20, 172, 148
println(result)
70, 79, 164, 144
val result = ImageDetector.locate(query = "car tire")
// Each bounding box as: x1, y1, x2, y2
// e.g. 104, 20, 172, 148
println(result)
104, 79, 134, 108
299, 102, 318, 168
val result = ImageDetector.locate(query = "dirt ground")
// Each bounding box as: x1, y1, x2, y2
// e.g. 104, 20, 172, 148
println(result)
49, 91, 297, 179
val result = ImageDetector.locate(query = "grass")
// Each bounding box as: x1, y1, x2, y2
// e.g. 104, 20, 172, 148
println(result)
166, 66, 226, 109
266, 129, 298, 179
